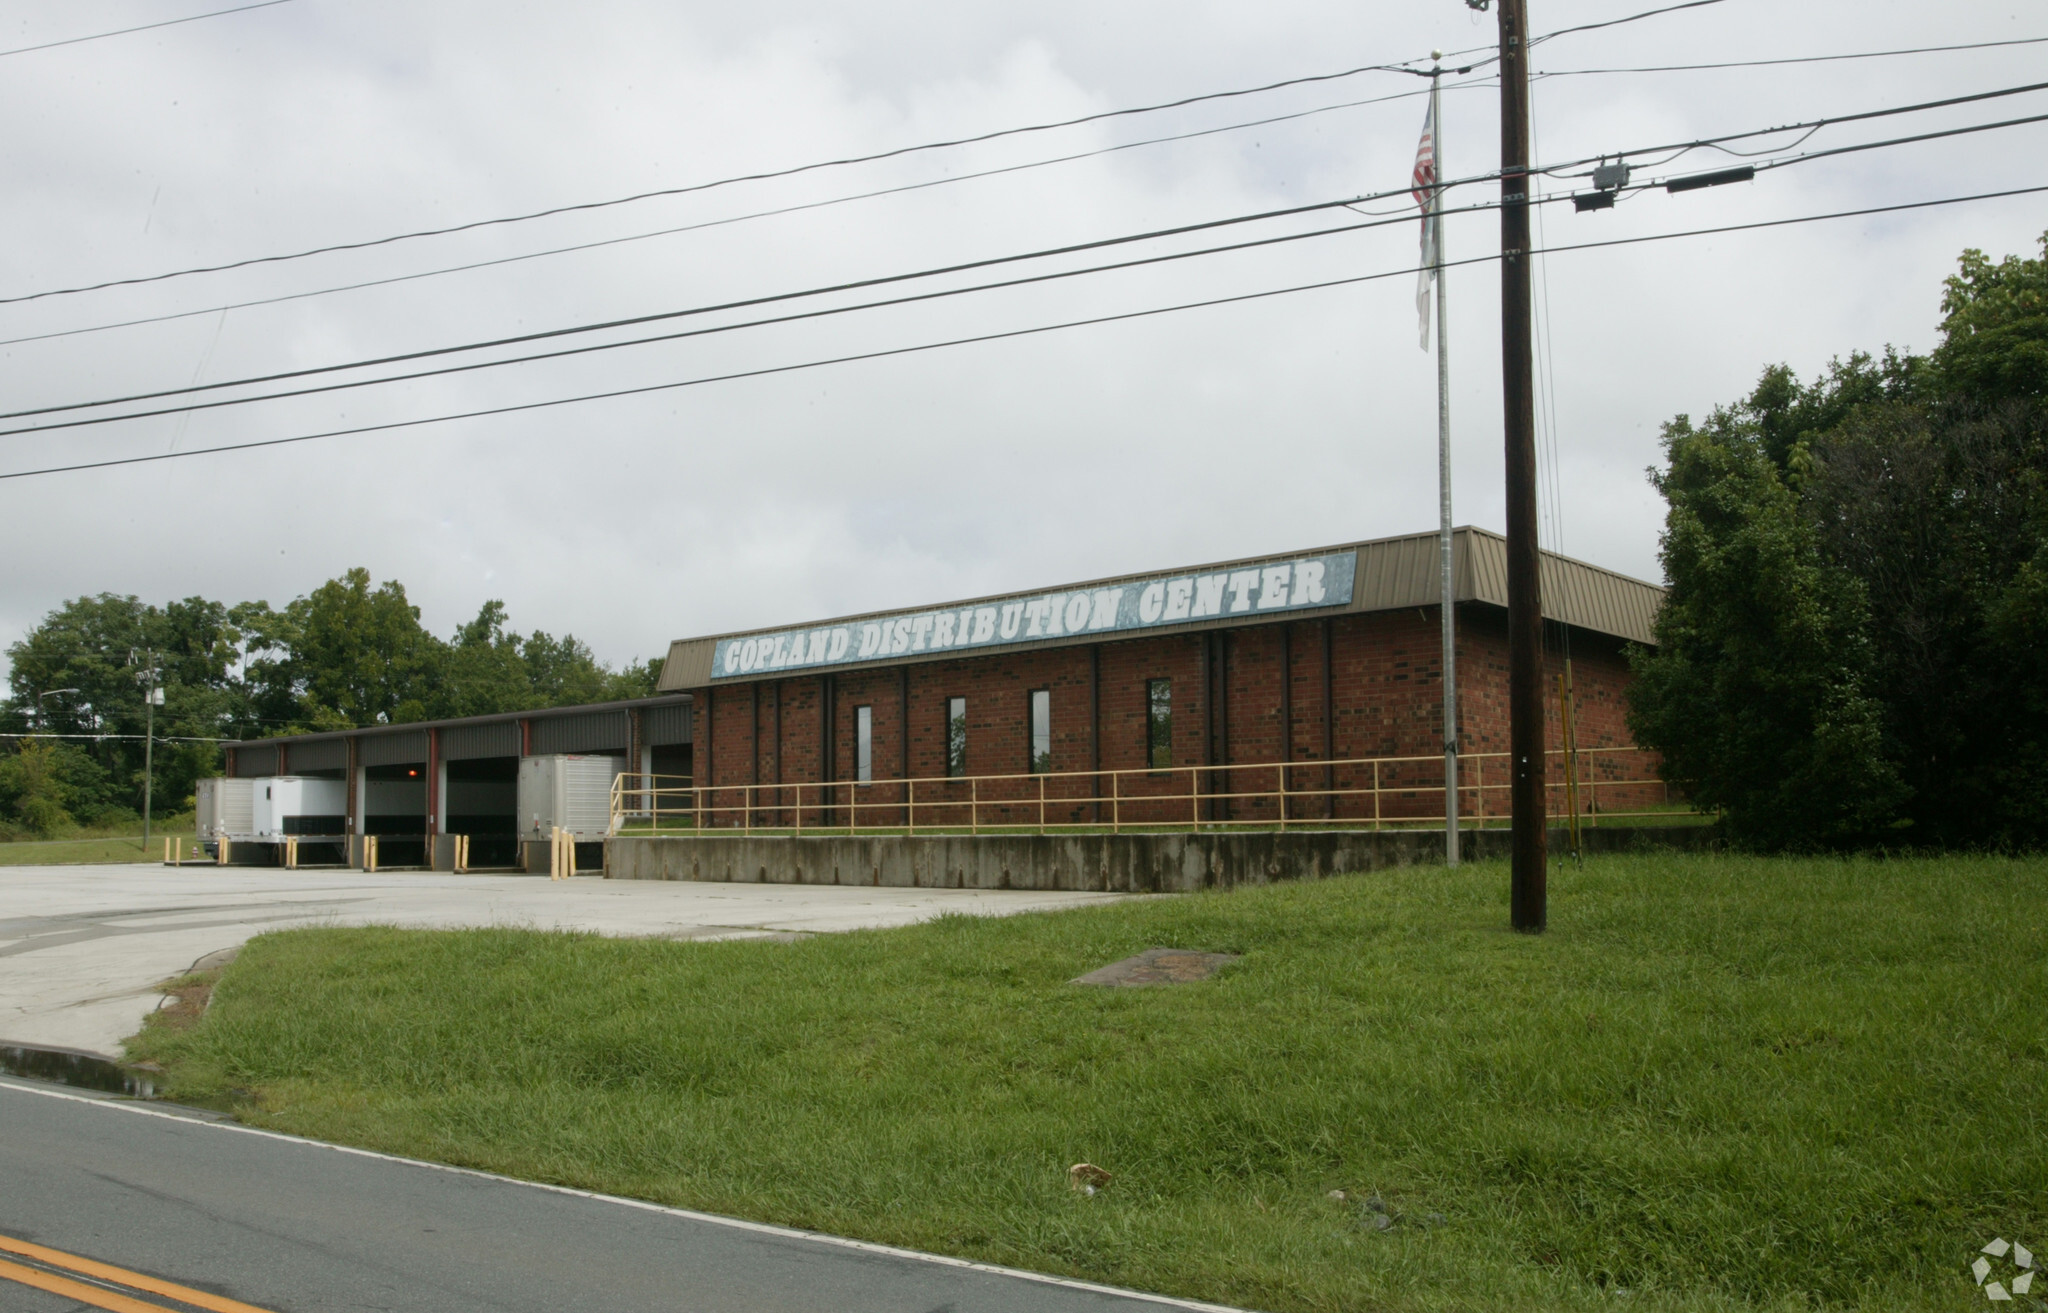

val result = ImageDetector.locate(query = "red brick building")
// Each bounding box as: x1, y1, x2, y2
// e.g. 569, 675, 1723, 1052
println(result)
658, 527, 1664, 829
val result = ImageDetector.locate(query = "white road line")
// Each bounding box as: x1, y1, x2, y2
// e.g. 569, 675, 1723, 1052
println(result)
0, 1077, 1257, 1313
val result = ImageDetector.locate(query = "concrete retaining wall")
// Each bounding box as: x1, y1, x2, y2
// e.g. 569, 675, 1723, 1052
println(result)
605, 825, 1716, 893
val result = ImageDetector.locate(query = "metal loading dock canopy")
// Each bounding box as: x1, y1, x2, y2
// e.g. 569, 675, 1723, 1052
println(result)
654, 526, 1664, 690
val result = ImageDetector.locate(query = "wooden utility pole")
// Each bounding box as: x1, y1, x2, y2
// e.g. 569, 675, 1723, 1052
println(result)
1497, 0, 1546, 930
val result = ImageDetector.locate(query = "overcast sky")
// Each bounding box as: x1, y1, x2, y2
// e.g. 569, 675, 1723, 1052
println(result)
0, 0, 2041, 679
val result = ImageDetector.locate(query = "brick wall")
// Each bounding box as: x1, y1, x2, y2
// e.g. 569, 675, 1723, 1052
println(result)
693, 604, 1651, 828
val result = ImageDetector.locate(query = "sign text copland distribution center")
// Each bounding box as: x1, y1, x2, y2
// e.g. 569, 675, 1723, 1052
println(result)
713, 551, 1358, 678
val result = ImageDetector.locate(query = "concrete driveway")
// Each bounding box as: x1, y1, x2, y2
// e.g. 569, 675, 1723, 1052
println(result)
0, 864, 1129, 1059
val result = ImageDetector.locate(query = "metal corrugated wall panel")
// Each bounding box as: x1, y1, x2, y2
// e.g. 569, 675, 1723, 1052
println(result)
233, 744, 278, 777
1465, 531, 1510, 608
1349, 536, 1439, 609
1537, 551, 1661, 645
287, 738, 347, 772
658, 639, 716, 692
643, 703, 691, 746
357, 730, 429, 767
441, 721, 522, 760
530, 710, 628, 755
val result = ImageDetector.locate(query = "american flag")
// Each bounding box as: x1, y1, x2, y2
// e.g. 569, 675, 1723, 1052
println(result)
1413, 86, 1439, 350
1412, 95, 1437, 211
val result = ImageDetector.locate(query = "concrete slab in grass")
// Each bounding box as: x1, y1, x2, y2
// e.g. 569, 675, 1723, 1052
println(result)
1073, 947, 1238, 987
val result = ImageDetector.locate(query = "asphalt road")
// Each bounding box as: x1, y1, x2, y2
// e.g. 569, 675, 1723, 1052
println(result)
0, 864, 1127, 1057
0, 1077, 1237, 1313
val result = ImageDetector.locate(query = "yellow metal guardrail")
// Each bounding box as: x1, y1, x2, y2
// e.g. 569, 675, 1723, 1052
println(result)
609, 746, 1689, 837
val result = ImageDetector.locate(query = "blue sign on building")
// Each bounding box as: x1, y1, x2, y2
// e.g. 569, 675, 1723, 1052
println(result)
712, 550, 1357, 679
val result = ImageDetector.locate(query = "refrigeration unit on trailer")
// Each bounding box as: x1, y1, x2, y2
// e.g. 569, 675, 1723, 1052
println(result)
517, 754, 618, 841
195, 777, 255, 842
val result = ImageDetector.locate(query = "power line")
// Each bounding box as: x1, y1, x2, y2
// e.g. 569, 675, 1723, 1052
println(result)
7, 181, 2040, 483
0, 199, 1535, 439
0, 0, 292, 59
0, 60, 1451, 308
1537, 77, 2048, 178
1746, 110, 2048, 175
0, 1, 1728, 307
32, 44, 2009, 352
1600, 106, 2048, 183
0, 186, 1443, 425
1527, 0, 1727, 46
22, 33, 2012, 352
1539, 33, 2048, 76
12, 90, 2039, 433
0, 76, 1496, 352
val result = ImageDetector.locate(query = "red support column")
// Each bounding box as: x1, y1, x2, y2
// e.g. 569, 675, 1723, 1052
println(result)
426, 727, 440, 839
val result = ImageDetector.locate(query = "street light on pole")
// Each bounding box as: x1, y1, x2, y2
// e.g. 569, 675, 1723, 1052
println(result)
130, 650, 163, 850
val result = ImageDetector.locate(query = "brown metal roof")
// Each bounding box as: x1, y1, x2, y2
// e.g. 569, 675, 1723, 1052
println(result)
657, 527, 1663, 691
225, 693, 694, 754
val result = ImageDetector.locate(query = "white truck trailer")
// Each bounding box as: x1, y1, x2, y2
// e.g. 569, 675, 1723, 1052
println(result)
196, 776, 348, 850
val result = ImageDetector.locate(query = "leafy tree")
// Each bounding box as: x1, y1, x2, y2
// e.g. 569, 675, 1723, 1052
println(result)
1801, 399, 2048, 843
435, 600, 659, 718
1744, 350, 1921, 467
1932, 234, 2048, 400
2, 593, 249, 823
4, 569, 665, 833
437, 600, 539, 721
1630, 232, 2048, 848
255, 569, 443, 728
1627, 405, 1902, 848
0, 738, 121, 836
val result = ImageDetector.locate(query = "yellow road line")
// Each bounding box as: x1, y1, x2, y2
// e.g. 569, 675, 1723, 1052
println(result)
0, 1255, 179, 1312
0, 1234, 279, 1313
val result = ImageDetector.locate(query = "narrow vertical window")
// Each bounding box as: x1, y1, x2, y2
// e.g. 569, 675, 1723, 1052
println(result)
947, 696, 968, 777
1029, 689, 1052, 773
855, 705, 873, 783
1147, 678, 1173, 769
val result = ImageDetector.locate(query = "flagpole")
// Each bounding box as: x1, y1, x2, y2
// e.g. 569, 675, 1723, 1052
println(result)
1432, 65, 1460, 867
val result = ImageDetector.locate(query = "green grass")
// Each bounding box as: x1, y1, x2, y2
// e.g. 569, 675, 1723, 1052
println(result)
0, 814, 197, 864
130, 854, 2047, 1312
